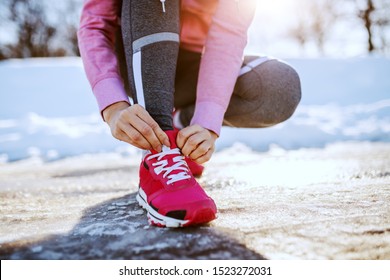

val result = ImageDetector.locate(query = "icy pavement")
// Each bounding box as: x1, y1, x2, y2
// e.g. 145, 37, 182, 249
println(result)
0, 142, 389, 259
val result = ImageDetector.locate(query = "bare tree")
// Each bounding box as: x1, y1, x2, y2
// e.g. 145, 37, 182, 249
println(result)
360, 0, 376, 51
354, 0, 390, 53
287, 0, 340, 55
288, 21, 310, 55
50, 0, 82, 56
287, 0, 390, 56
0, 0, 65, 59
310, 1, 340, 54
0, 0, 82, 59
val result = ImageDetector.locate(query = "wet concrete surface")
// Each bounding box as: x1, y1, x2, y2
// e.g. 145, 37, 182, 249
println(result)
0, 142, 389, 259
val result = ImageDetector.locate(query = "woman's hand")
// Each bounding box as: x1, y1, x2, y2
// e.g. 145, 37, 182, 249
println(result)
176, 124, 218, 164
103, 102, 170, 152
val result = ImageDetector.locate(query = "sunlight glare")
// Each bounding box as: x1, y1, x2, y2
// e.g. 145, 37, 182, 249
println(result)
254, 0, 294, 13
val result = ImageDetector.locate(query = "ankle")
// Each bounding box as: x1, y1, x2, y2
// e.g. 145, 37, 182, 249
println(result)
173, 110, 184, 129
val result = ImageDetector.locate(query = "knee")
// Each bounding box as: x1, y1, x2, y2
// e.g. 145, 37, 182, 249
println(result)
252, 59, 302, 126
271, 60, 301, 123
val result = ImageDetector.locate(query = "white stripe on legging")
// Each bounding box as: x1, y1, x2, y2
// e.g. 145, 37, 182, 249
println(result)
132, 32, 179, 109
133, 32, 179, 52
239, 56, 275, 76
133, 51, 146, 108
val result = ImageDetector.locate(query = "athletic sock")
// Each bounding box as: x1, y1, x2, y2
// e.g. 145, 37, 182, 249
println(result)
173, 110, 184, 129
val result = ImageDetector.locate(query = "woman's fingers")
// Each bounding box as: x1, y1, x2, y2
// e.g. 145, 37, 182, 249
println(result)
118, 122, 152, 150
177, 125, 218, 163
188, 140, 213, 161
134, 105, 170, 148
108, 104, 169, 152
177, 125, 204, 156
193, 147, 214, 164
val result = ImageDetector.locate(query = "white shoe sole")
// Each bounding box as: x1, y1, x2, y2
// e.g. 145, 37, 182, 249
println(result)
136, 187, 190, 228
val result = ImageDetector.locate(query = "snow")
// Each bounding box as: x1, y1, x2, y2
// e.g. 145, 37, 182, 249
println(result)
0, 57, 389, 162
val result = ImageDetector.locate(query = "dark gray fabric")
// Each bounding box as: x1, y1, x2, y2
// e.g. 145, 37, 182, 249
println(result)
121, 0, 180, 130
175, 51, 302, 129
174, 48, 202, 108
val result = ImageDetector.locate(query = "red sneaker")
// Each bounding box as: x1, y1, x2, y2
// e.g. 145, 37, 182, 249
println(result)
185, 155, 204, 177
136, 130, 217, 227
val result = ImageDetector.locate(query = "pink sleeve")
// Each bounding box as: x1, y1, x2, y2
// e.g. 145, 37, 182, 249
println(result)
77, 0, 130, 115
190, 0, 256, 135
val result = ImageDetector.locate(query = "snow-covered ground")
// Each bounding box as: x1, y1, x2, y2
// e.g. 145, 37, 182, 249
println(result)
0, 57, 389, 162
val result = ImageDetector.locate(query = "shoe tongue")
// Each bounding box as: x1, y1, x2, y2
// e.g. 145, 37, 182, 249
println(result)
161, 145, 171, 153
164, 129, 178, 149
147, 130, 178, 155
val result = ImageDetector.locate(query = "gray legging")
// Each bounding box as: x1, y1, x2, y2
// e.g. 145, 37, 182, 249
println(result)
119, 0, 301, 131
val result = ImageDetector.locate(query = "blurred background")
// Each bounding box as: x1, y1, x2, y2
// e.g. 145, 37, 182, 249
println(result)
1, 0, 390, 59
0, 0, 389, 162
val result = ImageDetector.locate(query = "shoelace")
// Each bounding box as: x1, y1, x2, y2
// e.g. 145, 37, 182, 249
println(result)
149, 147, 191, 184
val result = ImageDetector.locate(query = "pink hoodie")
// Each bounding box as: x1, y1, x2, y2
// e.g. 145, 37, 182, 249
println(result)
78, 0, 256, 135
